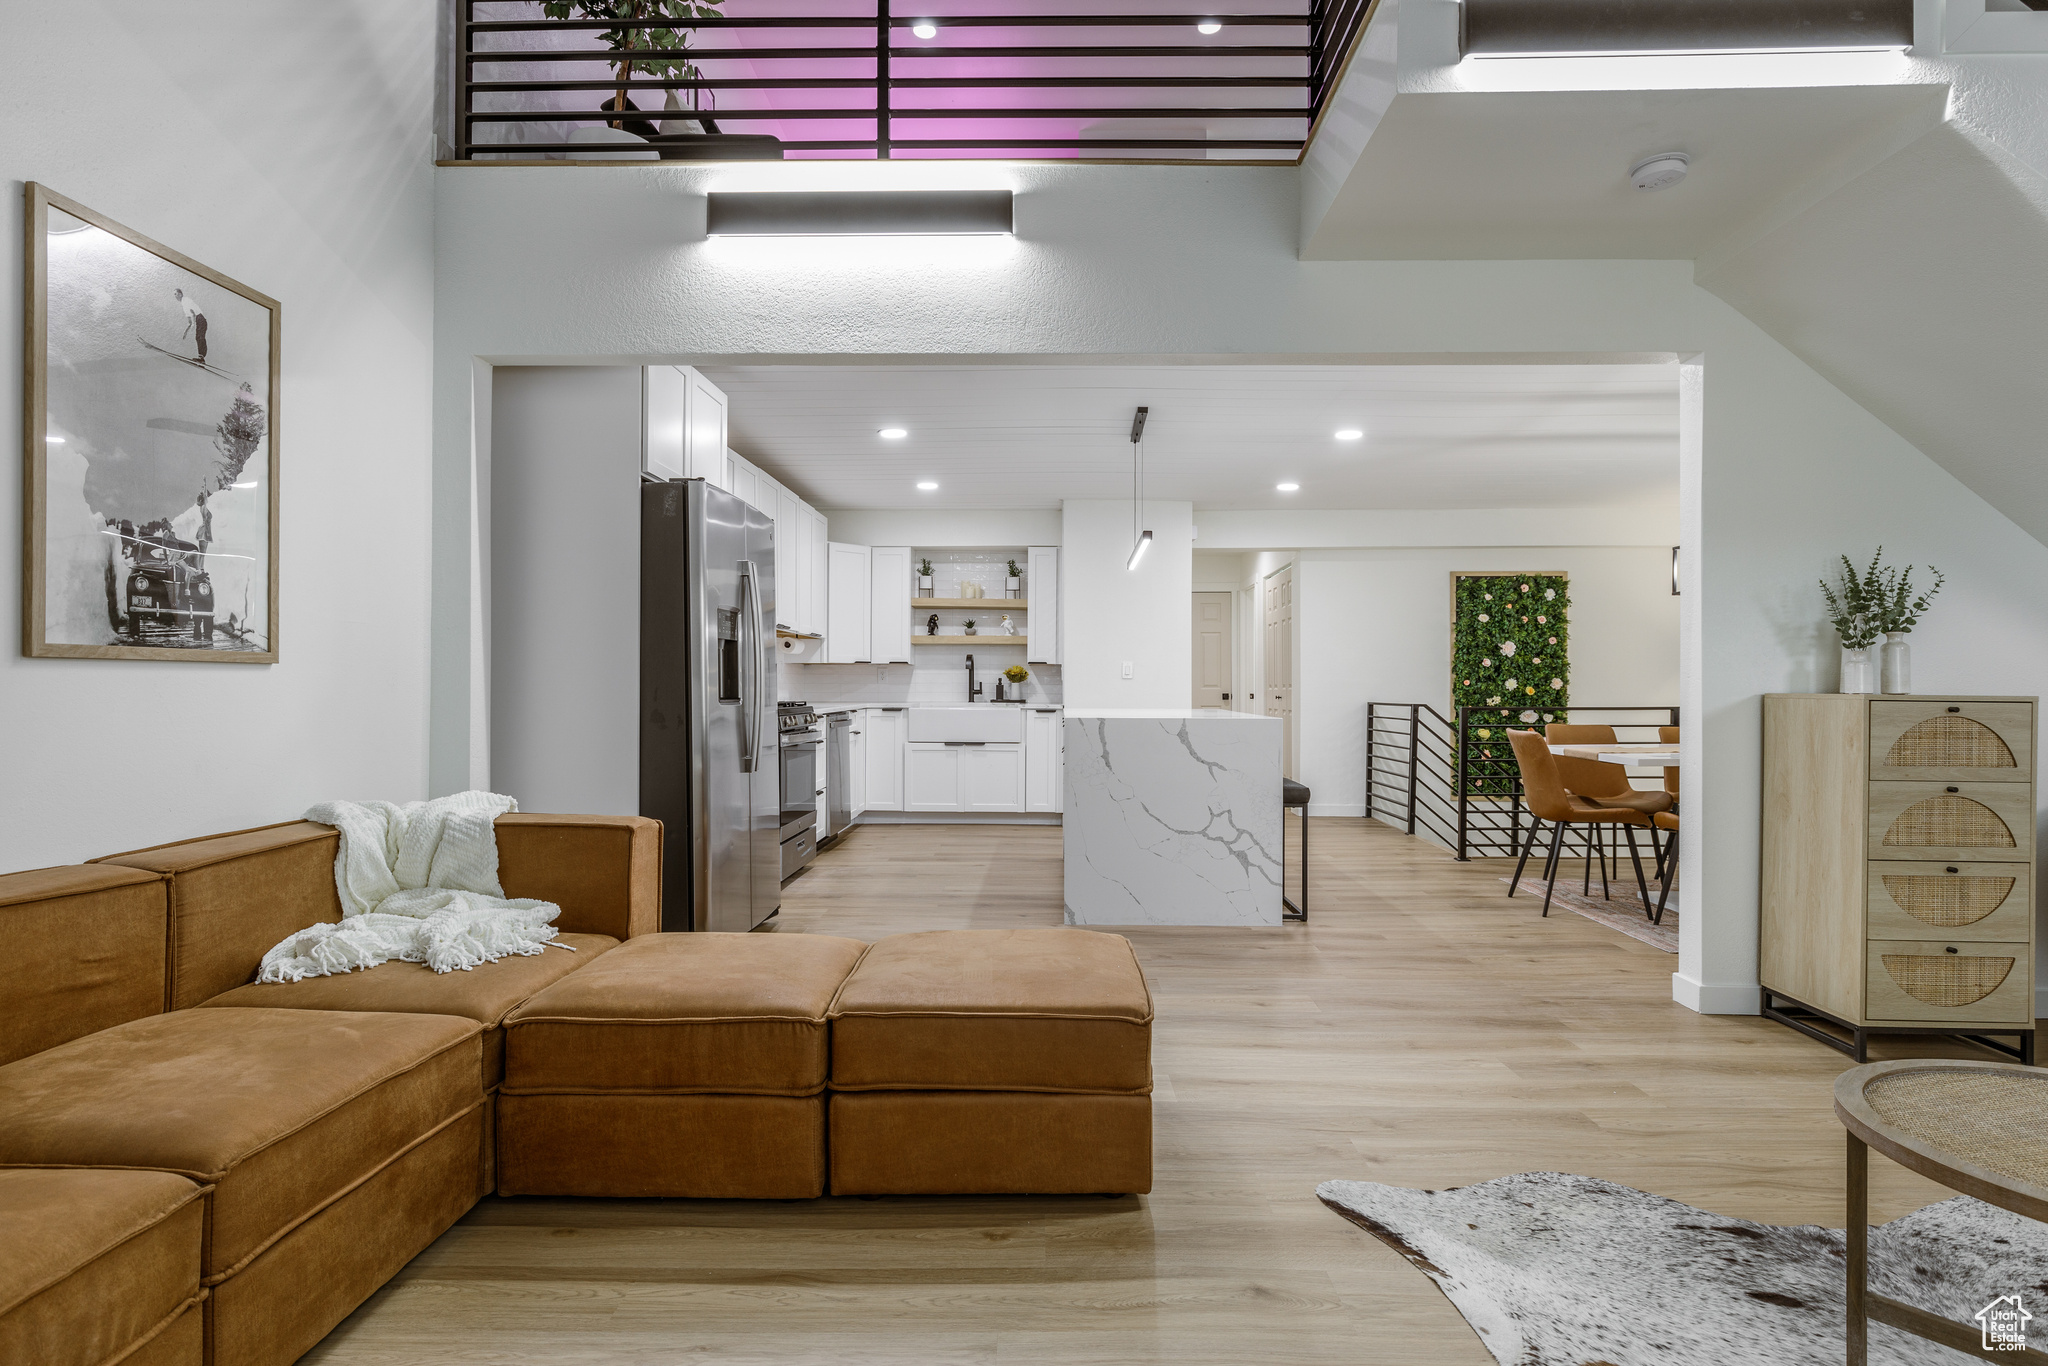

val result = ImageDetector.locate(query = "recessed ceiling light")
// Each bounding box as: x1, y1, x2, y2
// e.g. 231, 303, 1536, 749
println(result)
912, 20, 938, 38
1276, 482, 1300, 492
916, 480, 938, 491
45, 435, 64, 444
1334, 428, 1363, 440
878, 427, 908, 439
1196, 20, 1222, 34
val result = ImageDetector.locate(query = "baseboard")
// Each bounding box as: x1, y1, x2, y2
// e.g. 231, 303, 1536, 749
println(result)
853, 811, 1062, 826
1305, 803, 1366, 818
1671, 972, 1761, 1016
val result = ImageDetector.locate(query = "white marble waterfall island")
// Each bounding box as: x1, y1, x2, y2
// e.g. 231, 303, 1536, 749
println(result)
1063, 709, 1284, 926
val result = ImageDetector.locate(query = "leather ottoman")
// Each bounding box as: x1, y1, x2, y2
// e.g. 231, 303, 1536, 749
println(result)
826, 927, 1154, 1195
497, 932, 868, 1198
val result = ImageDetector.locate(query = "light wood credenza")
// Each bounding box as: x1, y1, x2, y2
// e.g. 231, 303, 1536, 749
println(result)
1761, 694, 2037, 1064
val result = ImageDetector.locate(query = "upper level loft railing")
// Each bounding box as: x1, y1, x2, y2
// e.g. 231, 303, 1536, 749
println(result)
452, 0, 1377, 163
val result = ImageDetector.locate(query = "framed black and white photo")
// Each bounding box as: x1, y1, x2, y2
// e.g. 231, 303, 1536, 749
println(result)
23, 183, 279, 662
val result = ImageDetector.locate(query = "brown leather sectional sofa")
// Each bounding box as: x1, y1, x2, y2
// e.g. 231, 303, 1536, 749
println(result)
0, 813, 1153, 1366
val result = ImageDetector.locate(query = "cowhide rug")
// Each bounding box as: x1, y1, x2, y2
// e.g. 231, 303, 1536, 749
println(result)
1318, 1171, 2048, 1365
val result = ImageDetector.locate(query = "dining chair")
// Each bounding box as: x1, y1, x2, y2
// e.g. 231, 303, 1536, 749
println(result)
1650, 810, 1679, 924
1543, 723, 1674, 897
1507, 729, 1657, 919
1658, 725, 1679, 799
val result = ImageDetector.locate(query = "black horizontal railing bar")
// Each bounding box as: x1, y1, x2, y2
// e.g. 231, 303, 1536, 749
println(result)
885, 44, 1311, 55
893, 105, 1304, 116
893, 75, 1311, 85
462, 108, 1303, 124
470, 44, 1310, 61
471, 78, 883, 91
505, 140, 889, 152
894, 137, 1301, 147
467, 14, 1309, 31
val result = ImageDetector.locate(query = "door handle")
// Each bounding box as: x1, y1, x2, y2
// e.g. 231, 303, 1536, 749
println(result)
737, 558, 761, 773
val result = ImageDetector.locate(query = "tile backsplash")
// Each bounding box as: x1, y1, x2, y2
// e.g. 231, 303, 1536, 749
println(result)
786, 654, 1060, 706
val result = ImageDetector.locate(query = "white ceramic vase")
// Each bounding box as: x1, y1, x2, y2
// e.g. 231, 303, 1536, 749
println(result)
1839, 646, 1878, 694
918, 575, 933, 594
1881, 632, 1912, 695
1007, 576, 1021, 598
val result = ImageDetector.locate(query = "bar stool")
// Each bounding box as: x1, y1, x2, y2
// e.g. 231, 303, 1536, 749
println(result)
1282, 779, 1310, 922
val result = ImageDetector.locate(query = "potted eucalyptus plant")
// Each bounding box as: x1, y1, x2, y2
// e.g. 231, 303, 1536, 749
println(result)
1820, 552, 1882, 693
1820, 549, 1944, 695
1005, 558, 1022, 598
918, 558, 934, 594
542, 0, 726, 143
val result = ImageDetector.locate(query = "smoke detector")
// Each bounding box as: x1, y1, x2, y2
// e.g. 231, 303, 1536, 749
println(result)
1630, 153, 1690, 191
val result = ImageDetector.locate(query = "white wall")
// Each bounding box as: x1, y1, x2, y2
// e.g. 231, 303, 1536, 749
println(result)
1, 1, 436, 870
428, 165, 2048, 1017
1290, 547, 1680, 816
1059, 500, 1195, 709
488, 367, 642, 816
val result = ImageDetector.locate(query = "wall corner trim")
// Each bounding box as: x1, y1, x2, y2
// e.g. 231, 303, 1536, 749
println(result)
1670, 972, 1762, 1017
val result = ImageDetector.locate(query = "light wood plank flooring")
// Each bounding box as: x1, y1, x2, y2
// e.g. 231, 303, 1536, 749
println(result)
307, 817, 1986, 1365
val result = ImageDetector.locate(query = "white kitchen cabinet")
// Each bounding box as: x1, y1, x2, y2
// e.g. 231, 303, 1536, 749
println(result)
826, 542, 872, 662
869, 545, 911, 663
849, 715, 868, 818
1026, 707, 1064, 813
808, 507, 829, 640
905, 741, 962, 812
641, 366, 728, 484
864, 707, 905, 810
1026, 546, 1060, 665
962, 744, 1025, 812
777, 484, 805, 632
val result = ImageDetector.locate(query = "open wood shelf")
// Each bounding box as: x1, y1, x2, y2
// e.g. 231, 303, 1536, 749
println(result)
914, 635, 1027, 647
912, 598, 1027, 609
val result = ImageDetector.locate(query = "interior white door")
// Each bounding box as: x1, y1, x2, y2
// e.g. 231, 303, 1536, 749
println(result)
864, 708, 905, 810
1192, 591, 1232, 709
905, 741, 963, 811
826, 542, 872, 662
1264, 564, 1295, 780
869, 545, 911, 663
962, 745, 1024, 812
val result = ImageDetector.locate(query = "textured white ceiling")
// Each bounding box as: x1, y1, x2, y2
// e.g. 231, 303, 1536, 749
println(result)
700, 362, 1679, 513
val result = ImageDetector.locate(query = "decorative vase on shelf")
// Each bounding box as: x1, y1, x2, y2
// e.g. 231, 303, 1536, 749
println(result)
964, 623, 977, 636
1839, 646, 1877, 695
1006, 576, 1021, 598
1880, 632, 1912, 695
918, 575, 933, 595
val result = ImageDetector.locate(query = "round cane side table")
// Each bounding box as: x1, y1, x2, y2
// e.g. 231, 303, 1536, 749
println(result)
1835, 1060, 2048, 1364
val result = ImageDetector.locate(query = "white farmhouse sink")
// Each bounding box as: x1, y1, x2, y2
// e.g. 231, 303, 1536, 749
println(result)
907, 706, 1024, 743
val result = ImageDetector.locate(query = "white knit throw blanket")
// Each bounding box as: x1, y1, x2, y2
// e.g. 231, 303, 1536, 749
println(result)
254, 791, 563, 983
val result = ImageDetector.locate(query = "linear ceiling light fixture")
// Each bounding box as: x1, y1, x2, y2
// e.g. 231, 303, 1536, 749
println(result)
705, 191, 1013, 237
1461, 0, 1912, 57
1127, 405, 1152, 571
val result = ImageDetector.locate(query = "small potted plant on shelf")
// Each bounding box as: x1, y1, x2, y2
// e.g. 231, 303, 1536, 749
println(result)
963, 619, 977, 636
1006, 558, 1022, 598
918, 558, 934, 594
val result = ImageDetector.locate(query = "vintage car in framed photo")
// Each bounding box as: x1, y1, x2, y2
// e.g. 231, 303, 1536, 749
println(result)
23, 182, 279, 662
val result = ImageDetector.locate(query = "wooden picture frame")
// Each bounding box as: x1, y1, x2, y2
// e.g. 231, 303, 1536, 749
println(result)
23, 182, 279, 662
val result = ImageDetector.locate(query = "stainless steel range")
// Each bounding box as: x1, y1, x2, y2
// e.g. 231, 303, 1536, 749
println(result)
777, 701, 822, 880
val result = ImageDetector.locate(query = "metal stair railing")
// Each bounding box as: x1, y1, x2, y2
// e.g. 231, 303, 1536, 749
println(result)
1366, 704, 1680, 861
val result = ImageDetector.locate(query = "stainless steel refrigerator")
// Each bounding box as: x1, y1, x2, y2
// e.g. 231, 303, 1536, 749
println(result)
640, 479, 780, 932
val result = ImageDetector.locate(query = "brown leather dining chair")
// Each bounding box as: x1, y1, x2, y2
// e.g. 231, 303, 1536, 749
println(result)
1543, 723, 1674, 898
1507, 729, 1657, 919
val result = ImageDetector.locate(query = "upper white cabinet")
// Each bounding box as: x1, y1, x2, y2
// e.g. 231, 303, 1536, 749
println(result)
826, 542, 873, 662
869, 546, 911, 663
642, 366, 728, 485
1026, 546, 1060, 665
808, 508, 828, 642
